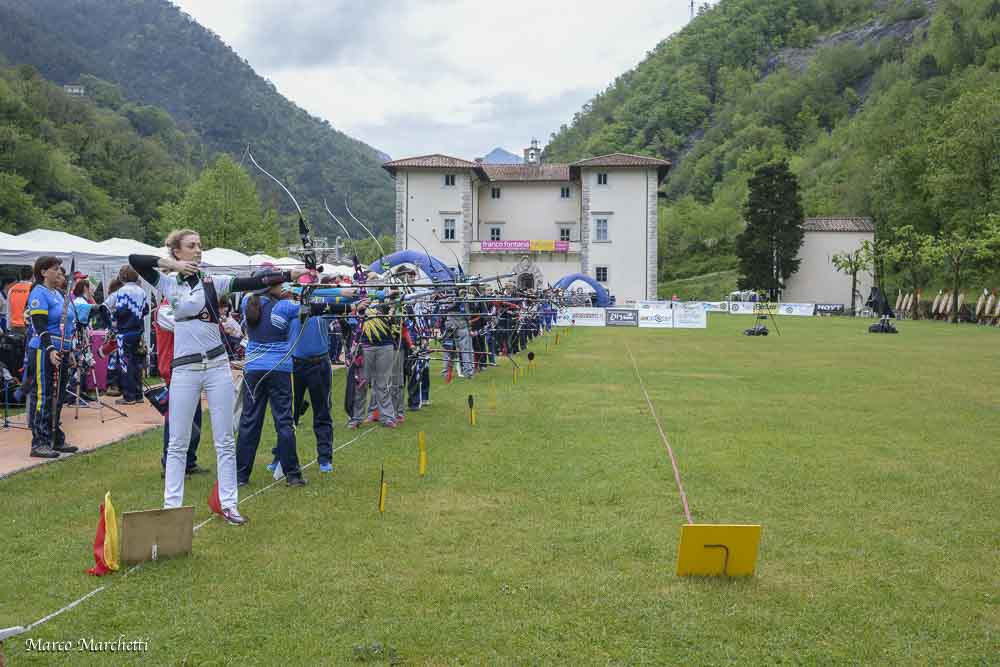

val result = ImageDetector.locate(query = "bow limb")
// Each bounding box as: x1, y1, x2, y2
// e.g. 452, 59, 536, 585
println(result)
344, 198, 387, 261
324, 198, 361, 260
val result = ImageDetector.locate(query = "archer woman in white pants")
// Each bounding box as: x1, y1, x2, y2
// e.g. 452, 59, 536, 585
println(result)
129, 230, 306, 525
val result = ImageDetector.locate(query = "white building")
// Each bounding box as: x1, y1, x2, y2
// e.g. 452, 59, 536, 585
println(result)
383, 142, 670, 304
782, 217, 875, 309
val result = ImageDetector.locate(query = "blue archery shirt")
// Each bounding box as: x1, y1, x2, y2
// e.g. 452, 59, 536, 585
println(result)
241, 295, 299, 373
28, 284, 76, 351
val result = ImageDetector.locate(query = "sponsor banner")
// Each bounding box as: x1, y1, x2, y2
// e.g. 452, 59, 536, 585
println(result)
727, 301, 762, 315
726, 301, 815, 316
636, 302, 708, 329
480, 240, 570, 253
815, 303, 846, 315
673, 302, 708, 328
702, 301, 728, 312
605, 309, 639, 327
555, 307, 605, 327
638, 301, 673, 329
777, 302, 815, 317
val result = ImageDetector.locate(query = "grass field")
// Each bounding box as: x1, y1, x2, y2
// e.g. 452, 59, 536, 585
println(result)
1, 316, 998, 665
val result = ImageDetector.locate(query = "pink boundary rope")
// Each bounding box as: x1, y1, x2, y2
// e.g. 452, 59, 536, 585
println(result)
625, 341, 693, 524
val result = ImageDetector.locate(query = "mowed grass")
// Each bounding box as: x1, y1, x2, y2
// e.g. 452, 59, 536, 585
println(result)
0, 316, 998, 665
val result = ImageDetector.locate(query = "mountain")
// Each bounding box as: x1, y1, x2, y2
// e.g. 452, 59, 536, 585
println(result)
0, 0, 394, 237
482, 147, 523, 164
545, 0, 1000, 297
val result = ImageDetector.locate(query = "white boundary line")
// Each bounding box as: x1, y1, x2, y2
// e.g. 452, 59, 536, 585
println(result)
624, 341, 694, 524
19, 426, 378, 635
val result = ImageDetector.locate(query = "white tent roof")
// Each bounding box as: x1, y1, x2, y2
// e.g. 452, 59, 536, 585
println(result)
201, 248, 251, 267
318, 263, 355, 278
0, 229, 127, 274
273, 256, 301, 266
95, 237, 167, 257
247, 253, 277, 265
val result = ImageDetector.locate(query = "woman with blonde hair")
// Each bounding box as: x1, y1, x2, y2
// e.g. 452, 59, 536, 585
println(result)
129, 230, 308, 525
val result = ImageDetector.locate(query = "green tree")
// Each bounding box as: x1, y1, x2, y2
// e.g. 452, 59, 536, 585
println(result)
885, 225, 934, 319
735, 160, 805, 297
831, 244, 872, 314
158, 155, 280, 255
921, 217, 1000, 322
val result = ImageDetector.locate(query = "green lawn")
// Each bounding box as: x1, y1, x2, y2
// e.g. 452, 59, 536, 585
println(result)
1, 317, 998, 665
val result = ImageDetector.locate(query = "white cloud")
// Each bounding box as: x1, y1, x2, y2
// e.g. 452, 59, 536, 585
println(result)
173, 0, 697, 159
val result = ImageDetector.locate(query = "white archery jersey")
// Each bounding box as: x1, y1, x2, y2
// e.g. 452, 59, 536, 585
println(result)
149, 271, 234, 361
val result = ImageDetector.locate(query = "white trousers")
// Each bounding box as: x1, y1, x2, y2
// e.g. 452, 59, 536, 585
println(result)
165, 360, 238, 510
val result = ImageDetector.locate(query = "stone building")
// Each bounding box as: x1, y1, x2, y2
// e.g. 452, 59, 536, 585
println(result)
383, 141, 669, 303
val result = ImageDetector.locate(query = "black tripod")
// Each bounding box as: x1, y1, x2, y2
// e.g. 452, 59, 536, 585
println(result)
744, 299, 781, 337
1, 365, 29, 431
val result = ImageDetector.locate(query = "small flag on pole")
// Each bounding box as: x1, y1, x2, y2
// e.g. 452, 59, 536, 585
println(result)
378, 465, 388, 514
418, 431, 427, 477
208, 480, 223, 515
86, 492, 120, 576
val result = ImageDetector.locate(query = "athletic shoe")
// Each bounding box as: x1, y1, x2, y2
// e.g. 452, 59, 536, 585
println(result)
220, 507, 248, 525
266, 461, 278, 473
185, 465, 210, 475
346, 421, 359, 430
422, 399, 432, 406
53, 443, 79, 453
30, 447, 60, 459
381, 421, 397, 429
286, 476, 308, 487
319, 462, 334, 473
396, 414, 405, 423
237, 480, 249, 488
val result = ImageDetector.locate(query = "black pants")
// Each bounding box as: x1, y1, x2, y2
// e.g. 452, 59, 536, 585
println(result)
236, 370, 300, 482
121, 335, 143, 402
292, 356, 334, 465
27, 347, 69, 451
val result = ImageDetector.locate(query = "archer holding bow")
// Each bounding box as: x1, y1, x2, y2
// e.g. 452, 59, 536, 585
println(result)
129, 229, 312, 526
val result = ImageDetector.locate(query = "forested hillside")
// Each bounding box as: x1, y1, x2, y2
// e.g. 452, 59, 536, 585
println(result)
546, 0, 1000, 297
0, 0, 394, 237
0, 62, 202, 242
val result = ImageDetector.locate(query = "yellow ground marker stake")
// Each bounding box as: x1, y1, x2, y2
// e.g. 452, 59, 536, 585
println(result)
512, 364, 518, 385
676, 524, 762, 576
418, 432, 427, 477
527, 351, 536, 374
468, 395, 476, 426
377, 465, 388, 514
555, 332, 560, 346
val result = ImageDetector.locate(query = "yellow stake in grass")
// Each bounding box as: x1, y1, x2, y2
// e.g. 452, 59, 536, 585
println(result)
555, 332, 560, 346
377, 465, 388, 514
418, 431, 427, 477
468, 395, 476, 426
512, 364, 518, 385
489, 380, 497, 410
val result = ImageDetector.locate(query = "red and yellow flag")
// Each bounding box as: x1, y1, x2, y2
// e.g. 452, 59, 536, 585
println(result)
86, 492, 120, 576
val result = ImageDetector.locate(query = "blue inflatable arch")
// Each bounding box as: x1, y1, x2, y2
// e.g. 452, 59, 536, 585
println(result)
553, 272, 611, 307
368, 249, 456, 283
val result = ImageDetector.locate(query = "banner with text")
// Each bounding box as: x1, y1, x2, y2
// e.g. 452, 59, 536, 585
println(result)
726, 301, 815, 316
480, 240, 570, 253
636, 302, 708, 329
555, 307, 606, 327
606, 309, 639, 327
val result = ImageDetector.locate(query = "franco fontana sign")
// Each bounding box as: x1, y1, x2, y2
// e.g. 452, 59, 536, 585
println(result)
480, 240, 570, 252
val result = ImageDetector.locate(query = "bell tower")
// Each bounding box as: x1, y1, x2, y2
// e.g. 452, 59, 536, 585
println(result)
523, 138, 541, 165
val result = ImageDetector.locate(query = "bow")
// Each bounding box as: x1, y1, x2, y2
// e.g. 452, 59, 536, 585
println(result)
243, 148, 321, 400
51, 255, 75, 449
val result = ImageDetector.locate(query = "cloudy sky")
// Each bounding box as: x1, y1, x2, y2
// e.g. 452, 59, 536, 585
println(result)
173, 0, 702, 160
